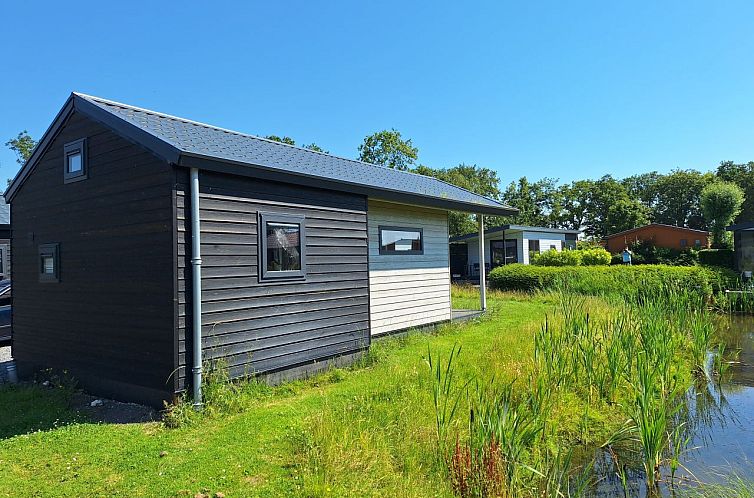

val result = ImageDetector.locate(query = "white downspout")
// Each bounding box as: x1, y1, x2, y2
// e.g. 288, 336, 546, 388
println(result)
478, 214, 487, 311
190, 168, 203, 409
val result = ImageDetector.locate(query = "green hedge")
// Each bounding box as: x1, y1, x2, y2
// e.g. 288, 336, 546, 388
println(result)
531, 249, 582, 266
532, 247, 611, 267
698, 249, 735, 269
488, 263, 714, 298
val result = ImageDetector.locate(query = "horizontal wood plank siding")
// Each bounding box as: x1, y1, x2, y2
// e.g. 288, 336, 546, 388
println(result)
11, 112, 175, 405
368, 200, 451, 336
175, 171, 369, 389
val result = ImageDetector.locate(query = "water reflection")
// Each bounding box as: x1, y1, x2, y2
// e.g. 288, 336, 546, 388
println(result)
586, 316, 754, 496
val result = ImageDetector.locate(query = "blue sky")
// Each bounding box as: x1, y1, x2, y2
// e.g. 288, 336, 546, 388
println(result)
1, 1, 753, 187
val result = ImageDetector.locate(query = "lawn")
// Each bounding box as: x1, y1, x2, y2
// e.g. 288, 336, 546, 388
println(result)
0, 286, 714, 497
0, 288, 567, 497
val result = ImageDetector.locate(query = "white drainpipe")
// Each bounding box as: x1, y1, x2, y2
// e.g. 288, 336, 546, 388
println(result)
190, 168, 203, 409
478, 214, 486, 311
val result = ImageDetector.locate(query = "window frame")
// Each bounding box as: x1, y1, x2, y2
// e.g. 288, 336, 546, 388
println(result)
528, 239, 540, 253
38, 243, 60, 283
63, 138, 88, 183
378, 225, 424, 255
0, 245, 6, 277
680, 239, 688, 248
258, 212, 307, 282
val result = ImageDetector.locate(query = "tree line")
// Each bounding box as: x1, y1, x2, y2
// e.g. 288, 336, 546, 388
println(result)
7, 127, 749, 245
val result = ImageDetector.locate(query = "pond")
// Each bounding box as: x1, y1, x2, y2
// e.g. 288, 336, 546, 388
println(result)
586, 315, 754, 496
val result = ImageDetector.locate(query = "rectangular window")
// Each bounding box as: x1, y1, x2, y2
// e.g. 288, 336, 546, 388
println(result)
528, 240, 540, 252
63, 138, 87, 183
695, 239, 702, 248
680, 239, 688, 248
38, 243, 59, 283
259, 213, 306, 280
379, 226, 423, 255
550, 245, 557, 251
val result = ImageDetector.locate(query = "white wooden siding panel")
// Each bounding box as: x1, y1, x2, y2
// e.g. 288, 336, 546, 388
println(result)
368, 200, 451, 336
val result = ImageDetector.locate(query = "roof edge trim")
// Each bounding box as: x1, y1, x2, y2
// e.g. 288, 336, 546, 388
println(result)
179, 153, 519, 216
5, 93, 183, 202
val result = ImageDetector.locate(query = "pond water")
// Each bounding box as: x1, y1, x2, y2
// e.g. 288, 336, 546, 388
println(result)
586, 315, 754, 496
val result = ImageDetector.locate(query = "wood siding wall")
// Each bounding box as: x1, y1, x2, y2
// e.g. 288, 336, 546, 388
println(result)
175, 171, 370, 389
368, 200, 451, 336
11, 112, 176, 405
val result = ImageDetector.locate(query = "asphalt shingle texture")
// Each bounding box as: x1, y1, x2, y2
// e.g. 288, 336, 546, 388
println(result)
77, 94, 512, 212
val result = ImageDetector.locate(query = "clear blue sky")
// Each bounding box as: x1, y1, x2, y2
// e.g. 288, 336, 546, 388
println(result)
2, 1, 753, 187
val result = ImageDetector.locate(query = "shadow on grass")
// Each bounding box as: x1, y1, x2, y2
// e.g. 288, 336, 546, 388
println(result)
0, 384, 83, 439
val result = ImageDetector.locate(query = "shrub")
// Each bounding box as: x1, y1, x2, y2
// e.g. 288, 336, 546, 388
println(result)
611, 240, 700, 266
488, 264, 714, 298
531, 249, 582, 267
579, 247, 611, 266
698, 249, 735, 269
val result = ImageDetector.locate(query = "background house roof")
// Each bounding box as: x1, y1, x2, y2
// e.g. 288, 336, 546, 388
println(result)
449, 224, 581, 242
604, 223, 710, 240
5, 93, 518, 216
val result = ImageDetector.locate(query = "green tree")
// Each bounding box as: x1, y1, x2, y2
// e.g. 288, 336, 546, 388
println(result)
621, 171, 661, 213
5, 130, 37, 164
358, 129, 418, 171
716, 160, 754, 222
501, 177, 561, 227
700, 180, 744, 248
580, 175, 649, 238
264, 135, 296, 145
605, 197, 650, 235
556, 180, 593, 230
414, 163, 503, 237
652, 169, 714, 229
303, 143, 328, 153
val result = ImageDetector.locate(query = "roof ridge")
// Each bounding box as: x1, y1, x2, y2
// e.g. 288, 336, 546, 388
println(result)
74, 93, 512, 210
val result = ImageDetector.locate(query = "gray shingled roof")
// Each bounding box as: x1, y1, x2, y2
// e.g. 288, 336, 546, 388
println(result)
71, 93, 515, 215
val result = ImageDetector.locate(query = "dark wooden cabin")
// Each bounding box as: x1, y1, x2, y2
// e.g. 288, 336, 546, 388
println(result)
5, 93, 515, 406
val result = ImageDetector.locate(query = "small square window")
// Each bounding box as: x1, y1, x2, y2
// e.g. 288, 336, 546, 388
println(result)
379, 226, 423, 255
38, 243, 59, 283
680, 239, 688, 248
695, 239, 702, 248
67, 152, 82, 173
259, 213, 306, 281
63, 138, 87, 183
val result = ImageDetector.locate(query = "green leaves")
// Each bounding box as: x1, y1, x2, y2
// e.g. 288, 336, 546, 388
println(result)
701, 180, 745, 248
357, 129, 418, 171
5, 130, 36, 165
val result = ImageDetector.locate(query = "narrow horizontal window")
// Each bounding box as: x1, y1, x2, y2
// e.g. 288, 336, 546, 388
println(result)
379, 226, 423, 255
259, 213, 306, 281
38, 243, 59, 283
63, 138, 87, 183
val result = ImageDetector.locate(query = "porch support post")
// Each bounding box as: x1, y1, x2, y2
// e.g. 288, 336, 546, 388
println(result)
478, 214, 487, 311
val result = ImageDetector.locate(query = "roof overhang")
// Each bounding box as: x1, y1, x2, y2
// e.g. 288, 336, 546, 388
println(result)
727, 222, 754, 232
449, 224, 580, 242
178, 153, 517, 216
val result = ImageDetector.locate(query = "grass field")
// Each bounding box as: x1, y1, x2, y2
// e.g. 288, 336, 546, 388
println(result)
0, 287, 745, 497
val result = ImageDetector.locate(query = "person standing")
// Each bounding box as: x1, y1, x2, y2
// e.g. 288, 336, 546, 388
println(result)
622, 247, 632, 266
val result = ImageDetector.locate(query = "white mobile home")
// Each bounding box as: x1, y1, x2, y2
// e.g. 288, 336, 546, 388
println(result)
450, 225, 580, 277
